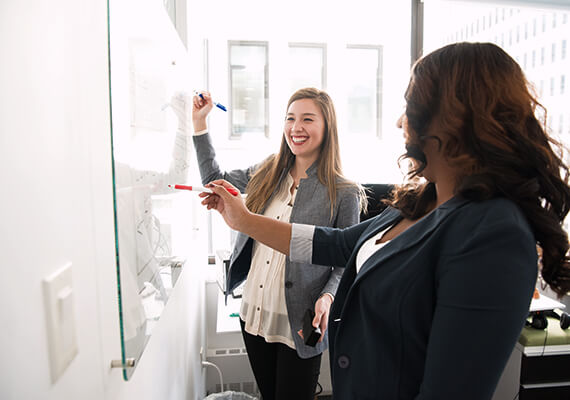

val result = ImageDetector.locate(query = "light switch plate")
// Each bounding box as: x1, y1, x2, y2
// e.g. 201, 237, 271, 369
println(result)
43, 262, 78, 383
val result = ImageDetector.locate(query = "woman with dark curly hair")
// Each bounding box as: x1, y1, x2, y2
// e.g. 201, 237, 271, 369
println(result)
199, 42, 570, 399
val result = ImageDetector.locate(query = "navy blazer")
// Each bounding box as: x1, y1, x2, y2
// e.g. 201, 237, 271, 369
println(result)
310, 196, 537, 399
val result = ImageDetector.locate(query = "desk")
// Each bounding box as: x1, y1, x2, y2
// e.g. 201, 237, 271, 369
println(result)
529, 295, 565, 312
493, 314, 570, 400
216, 291, 242, 333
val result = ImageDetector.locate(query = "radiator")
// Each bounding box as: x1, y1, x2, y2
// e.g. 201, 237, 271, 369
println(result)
206, 347, 260, 396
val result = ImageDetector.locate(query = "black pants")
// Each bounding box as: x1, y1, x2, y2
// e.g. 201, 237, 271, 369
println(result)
240, 319, 322, 400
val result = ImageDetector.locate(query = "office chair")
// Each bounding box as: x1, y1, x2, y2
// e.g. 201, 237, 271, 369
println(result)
360, 184, 395, 222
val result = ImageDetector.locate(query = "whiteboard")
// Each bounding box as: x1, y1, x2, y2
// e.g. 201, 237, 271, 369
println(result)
108, 0, 196, 380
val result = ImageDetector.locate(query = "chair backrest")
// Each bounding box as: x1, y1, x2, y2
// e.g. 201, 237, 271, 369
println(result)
360, 184, 395, 221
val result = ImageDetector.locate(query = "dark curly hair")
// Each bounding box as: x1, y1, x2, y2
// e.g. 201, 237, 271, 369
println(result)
388, 42, 570, 297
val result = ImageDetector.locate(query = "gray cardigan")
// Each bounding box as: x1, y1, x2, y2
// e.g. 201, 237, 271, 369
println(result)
193, 133, 360, 358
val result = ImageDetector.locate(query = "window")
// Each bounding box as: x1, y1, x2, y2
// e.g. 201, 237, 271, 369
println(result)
345, 45, 383, 138
288, 43, 326, 93
192, 1, 413, 255
228, 41, 269, 138
422, 0, 570, 191
422, 0, 570, 228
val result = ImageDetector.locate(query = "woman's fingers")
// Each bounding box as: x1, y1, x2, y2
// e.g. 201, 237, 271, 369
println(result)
200, 192, 220, 211
313, 296, 332, 343
201, 180, 247, 231
207, 179, 239, 193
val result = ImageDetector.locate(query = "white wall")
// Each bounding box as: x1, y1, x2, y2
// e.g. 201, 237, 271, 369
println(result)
0, 1, 207, 399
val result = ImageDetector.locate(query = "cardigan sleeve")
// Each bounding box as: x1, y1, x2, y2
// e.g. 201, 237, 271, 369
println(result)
321, 185, 361, 297
192, 133, 257, 192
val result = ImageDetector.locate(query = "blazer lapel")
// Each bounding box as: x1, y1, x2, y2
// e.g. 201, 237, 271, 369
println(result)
329, 208, 402, 317
354, 196, 469, 284
353, 208, 402, 251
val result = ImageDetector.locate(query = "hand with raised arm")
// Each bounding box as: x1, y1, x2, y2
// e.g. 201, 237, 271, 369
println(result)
192, 91, 214, 133
200, 179, 292, 255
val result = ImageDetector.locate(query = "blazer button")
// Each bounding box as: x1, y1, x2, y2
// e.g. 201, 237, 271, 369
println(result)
285, 281, 293, 288
338, 355, 350, 369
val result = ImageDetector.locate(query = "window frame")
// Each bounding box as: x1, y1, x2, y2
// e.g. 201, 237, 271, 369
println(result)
227, 40, 270, 139
287, 42, 328, 91
345, 44, 384, 139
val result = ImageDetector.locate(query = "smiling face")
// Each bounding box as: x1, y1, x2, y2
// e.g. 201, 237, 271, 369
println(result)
283, 98, 325, 164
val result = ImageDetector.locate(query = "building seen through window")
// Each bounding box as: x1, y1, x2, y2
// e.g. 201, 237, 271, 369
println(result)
423, 0, 570, 229
425, 2, 569, 139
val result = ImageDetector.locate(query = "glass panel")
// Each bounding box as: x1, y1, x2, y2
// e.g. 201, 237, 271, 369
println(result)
345, 46, 382, 137
288, 44, 326, 92
423, 0, 570, 230
108, 0, 194, 380
229, 42, 268, 138
163, 0, 176, 28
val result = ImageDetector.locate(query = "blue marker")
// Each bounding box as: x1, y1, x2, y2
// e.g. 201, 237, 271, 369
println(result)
194, 91, 227, 112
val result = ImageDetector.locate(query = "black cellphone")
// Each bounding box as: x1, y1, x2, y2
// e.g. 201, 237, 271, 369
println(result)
302, 308, 322, 347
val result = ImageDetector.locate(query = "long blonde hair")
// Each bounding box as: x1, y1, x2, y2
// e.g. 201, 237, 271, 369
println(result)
245, 88, 363, 218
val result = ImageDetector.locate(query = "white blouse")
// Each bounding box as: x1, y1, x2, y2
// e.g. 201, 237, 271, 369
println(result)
240, 173, 297, 349
355, 226, 391, 273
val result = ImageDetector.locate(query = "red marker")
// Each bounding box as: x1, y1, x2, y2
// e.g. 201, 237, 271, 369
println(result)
168, 184, 238, 196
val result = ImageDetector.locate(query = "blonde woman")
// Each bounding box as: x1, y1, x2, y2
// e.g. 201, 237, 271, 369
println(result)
192, 88, 363, 400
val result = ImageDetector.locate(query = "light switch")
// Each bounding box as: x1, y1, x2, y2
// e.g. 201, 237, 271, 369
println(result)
43, 262, 78, 383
